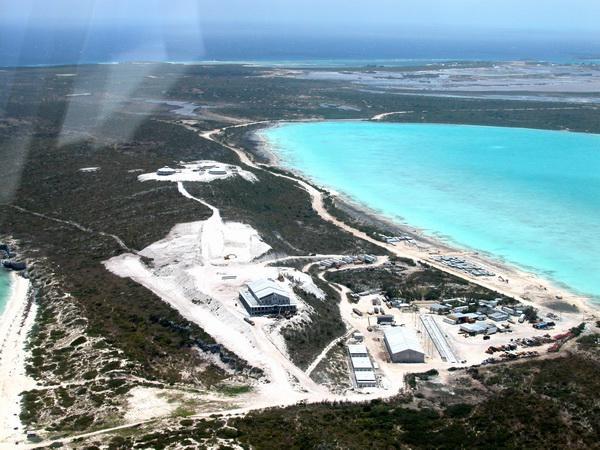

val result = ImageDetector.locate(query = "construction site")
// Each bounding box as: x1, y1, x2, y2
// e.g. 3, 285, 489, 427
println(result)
325, 260, 587, 393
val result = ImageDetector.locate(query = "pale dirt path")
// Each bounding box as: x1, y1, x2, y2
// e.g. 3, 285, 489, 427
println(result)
305, 327, 354, 377
263, 254, 337, 268
371, 107, 596, 121
177, 181, 219, 216
8, 205, 134, 253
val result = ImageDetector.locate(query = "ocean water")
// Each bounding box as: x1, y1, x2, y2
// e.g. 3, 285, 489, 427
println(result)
0, 271, 10, 316
1, 25, 599, 67
259, 122, 600, 300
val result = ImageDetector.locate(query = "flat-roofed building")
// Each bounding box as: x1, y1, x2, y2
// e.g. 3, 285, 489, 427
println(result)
429, 303, 450, 314
460, 322, 497, 335
463, 312, 482, 321
354, 369, 377, 388
480, 299, 498, 308
488, 310, 509, 322
238, 279, 296, 316
383, 327, 425, 363
350, 356, 373, 371
347, 343, 368, 357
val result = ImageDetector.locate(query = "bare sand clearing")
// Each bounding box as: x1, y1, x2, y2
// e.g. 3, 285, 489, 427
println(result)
124, 386, 240, 423
105, 173, 408, 416
124, 387, 179, 422
138, 160, 257, 184
104, 181, 332, 410
0, 273, 36, 446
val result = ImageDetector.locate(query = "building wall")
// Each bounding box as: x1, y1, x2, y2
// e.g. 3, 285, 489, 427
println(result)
391, 349, 425, 363
384, 338, 425, 363
256, 292, 290, 306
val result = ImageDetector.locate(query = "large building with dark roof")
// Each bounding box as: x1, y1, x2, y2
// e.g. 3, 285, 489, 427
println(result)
239, 279, 296, 316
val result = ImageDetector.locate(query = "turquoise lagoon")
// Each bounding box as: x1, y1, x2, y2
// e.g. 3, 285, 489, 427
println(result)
258, 122, 600, 300
0, 270, 10, 315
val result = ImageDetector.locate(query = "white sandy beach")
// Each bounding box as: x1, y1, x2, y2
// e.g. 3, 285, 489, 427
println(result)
0, 272, 36, 448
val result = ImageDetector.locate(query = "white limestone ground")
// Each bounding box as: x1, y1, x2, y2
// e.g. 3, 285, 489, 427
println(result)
104, 174, 331, 411
104, 219, 327, 406
104, 162, 411, 418
281, 269, 325, 300
138, 160, 257, 184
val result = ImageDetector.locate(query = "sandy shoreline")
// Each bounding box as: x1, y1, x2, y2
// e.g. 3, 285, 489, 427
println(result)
0, 272, 36, 447
233, 120, 598, 316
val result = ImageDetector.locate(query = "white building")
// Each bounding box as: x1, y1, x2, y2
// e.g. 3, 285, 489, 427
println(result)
429, 303, 450, 314
354, 370, 377, 388
460, 322, 497, 335
238, 279, 296, 316
156, 166, 176, 176
383, 327, 425, 363
350, 356, 373, 371
488, 310, 510, 322
347, 343, 369, 357
347, 343, 377, 387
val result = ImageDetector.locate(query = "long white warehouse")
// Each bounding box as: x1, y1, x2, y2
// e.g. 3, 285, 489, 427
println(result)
383, 327, 425, 363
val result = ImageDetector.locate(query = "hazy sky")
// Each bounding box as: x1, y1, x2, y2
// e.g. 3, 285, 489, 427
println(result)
1, 0, 599, 35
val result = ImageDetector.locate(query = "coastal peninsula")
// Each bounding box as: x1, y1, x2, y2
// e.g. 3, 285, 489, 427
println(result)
0, 62, 598, 449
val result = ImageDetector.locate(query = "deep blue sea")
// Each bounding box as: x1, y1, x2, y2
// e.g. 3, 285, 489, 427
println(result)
259, 122, 600, 300
1, 25, 599, 67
